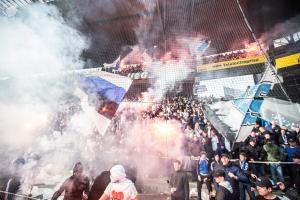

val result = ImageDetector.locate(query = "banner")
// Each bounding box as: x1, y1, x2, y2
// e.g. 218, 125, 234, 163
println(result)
275, 52, 300, 69
197, 55, 266, 72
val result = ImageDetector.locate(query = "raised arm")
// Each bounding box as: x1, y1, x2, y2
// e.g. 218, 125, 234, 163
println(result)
51, 182, 66, 200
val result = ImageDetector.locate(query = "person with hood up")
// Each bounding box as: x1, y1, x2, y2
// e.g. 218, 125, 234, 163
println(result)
100, 165, 138, 200
210, 170, 234, 200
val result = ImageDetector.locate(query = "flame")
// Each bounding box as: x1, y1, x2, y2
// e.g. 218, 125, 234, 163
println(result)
119, 48, 152, 71
151, 120, 180, 142
101, 106, 107, 112
160, 51, 179, 64
243, 41, 263, 57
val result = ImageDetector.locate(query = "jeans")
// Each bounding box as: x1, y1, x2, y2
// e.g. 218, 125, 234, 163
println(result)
239, 182, 255, 200
270, 163, 284, 184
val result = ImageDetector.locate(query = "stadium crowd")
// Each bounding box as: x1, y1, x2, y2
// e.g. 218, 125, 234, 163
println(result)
3, 96, 300, 200
106, 96, 300, 200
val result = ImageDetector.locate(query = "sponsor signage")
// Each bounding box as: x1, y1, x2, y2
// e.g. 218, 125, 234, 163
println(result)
275, 52, 300, 69
197, 55, 266, 72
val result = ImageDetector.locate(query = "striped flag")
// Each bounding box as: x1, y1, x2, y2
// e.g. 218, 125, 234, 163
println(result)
78, 70, 132, 135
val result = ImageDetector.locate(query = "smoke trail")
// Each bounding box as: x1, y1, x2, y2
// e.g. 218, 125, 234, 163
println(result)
0, 3, 90, 192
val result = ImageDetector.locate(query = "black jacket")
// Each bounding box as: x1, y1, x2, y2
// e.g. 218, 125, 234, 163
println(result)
220, 163, 249, 199
246, 144, 262, 161
169, 170, 190, 200
88, 171, 110, 200
215, 184, 234, 200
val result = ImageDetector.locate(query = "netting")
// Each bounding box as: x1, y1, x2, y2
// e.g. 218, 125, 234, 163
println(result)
1, 1, 300, 200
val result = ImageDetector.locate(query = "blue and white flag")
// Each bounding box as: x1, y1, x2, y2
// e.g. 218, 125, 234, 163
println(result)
77, 70, 132, 135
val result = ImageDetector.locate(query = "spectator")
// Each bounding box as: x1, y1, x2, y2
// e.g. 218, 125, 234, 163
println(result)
210, 130, 219, 152
234, 152, 255, 200
52, 162, 90, 200
278, 129, 288, 148
215, 143, 229, 156
244, 131, 257, 145
246, 139, 265, 176
211, 170, 234, 200
201, 137, 214, 159
285, 138, 300, 183
285, 138, 299, 162
100, 165, 138, 200
211, 153, 222, 172
282, 126, 296, 141
259, 127, 270, 139
220, 153, 249, 200
254, 177, 281, 200
292, 127, 300, 142
197, 151, 212, 200
270, 120, 281, 144
293, 153, 300, 196
189, 135, 202, 157
88, 171, 110, 200
168, 160, 189, 200
5, 157, 25, 200
261, 139, 285, 185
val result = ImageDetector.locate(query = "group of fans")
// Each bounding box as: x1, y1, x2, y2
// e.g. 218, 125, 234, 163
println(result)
140, 96, 300, 200
3, 96, 300, 200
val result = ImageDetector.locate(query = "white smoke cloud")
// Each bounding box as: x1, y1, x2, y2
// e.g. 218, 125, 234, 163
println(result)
0, 3, 90, 192
146, 60, 193, 101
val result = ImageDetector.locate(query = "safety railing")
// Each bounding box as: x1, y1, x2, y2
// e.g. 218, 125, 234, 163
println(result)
0, 191, 42, 200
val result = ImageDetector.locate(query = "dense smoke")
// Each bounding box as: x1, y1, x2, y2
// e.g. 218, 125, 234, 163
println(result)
257, 15, 300, 49
0, 2, 90, 193
0, 0, 208, 196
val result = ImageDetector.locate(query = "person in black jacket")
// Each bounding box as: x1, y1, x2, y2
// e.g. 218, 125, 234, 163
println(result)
293, 153, 300, 196
246, 140, 265, 176
254, 177, 281, 200
211, 170, 234, 200
220, 153, 249, 200
169, 160, 190, 200
233, 152, 255, 200
244, 131, 258, 145
88, 171, 110, 200
215, 143, 229, 157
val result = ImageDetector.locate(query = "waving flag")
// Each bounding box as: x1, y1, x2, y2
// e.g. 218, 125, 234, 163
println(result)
78, 70, 132, 135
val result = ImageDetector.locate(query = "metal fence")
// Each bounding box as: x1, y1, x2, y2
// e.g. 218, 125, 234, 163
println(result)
0, 191, 42, 200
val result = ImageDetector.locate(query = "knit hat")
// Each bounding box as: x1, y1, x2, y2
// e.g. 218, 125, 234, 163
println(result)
110, 164, 126, 183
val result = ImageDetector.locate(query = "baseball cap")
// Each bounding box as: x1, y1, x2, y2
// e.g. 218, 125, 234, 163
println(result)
255, 177, 273, 188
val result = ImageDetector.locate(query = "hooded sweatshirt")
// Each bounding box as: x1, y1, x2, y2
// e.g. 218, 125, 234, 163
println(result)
103, 165, 138, 200
216, 181, 234, 200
